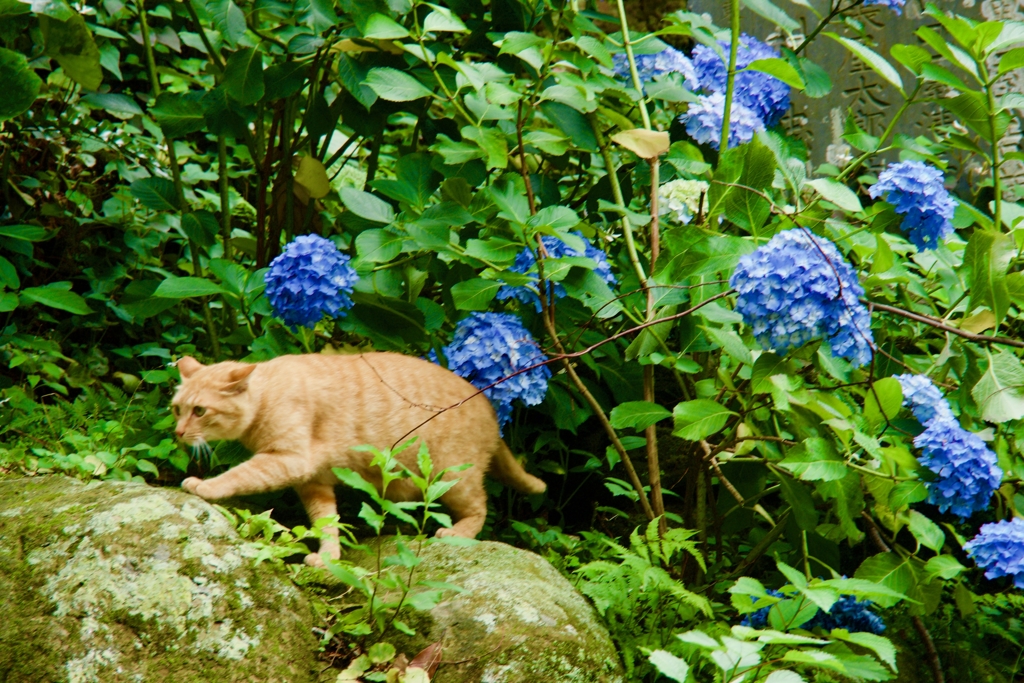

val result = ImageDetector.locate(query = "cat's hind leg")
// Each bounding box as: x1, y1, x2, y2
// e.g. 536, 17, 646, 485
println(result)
435, 472, 488, 539
296, 482, 341, 568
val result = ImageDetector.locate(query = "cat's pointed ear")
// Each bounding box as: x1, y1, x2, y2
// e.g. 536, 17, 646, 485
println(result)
177, 356, 202, 379
223, 364, 256, 393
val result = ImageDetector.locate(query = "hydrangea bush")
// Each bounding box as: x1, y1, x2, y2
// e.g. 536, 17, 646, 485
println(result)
6, 0, 1024, 679
264, 235, 359, 328
439, 312, 551, 428
730, 229, 873, 366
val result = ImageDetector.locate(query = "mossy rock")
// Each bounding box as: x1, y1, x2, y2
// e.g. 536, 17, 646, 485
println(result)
339, 537, 625, 683
0, 476, 320, 683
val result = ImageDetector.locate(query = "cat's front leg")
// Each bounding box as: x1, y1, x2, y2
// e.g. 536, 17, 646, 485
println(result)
296, 482, 341, 568
181, 452, 313, 500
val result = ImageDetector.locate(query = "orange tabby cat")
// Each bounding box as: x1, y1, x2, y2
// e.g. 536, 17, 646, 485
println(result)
171, 352, 546, 565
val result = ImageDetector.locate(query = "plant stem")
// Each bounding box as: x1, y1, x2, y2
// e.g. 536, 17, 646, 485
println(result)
182, 0, 224, 73
720, 0, 742, 151
794, 0, 864, 55
589, 114, 647, 285
613, 0, 652, 130
980, 61, 1003, 230
219, 136, 231, 260
516, 102, 654, 519
644, 157, 665, 527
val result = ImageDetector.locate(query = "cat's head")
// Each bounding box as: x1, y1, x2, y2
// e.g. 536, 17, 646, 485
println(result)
171, 357, 257, 445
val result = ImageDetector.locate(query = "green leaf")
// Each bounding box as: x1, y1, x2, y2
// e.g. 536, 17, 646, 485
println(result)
130, 178, 180, 212
704, 326, 753, 365
224, 47, 265, 105
205, 0, 246, 47
742, 0, 799, 32
354, 229, 402, 263
21, 0, 72, 20
0, 224, 48, 241
830, 631, 897, 672
864, 377, 903, 428
672, 399, 736, 441
539, 101, 598, 152
610, 401, 672, 431
890, 43, 932, 74
362, 13, 408, 39
151, 91, 206, 138
906, 510, 945, 552
806, 178, 863, 212
80, 93, 142, 116
263, 62, 307, 101
778, 473, 819, 531
364, 67, 434, 102
0, 255, 18, 289
20, 282, 92, 314
824, 33, 904, 95
422, 4, 467, 32
0, 291, 18, 312
153, 277, 227, 298
341, 187, 394, 223
180, 211, 219, 248
745, 57, 805, 89
924, 554, 966, 580
972, 349, 1024, 423
723, 137, 775, 231
889, 480, 928, 510
751, 353, 789, 394
964, 230, 1013, 324
40, 12, 102, 90
0, 47, 42, 121
648, 650, 690, 683
940, 91, 1010, 140
450, 279, 501, 311
999, 46, 1024, 74
303, 0, 338, 33
853, 553, 914, 608
135, 459, 159, 475
779, 438, 847, 481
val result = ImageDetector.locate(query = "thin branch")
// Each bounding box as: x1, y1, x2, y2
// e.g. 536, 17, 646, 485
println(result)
701, 440, 776, 526
867, 300, 1024, 348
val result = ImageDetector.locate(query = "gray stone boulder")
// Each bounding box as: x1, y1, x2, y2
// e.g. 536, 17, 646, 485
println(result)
337, 538, 625, 683
0, 476, 320, 683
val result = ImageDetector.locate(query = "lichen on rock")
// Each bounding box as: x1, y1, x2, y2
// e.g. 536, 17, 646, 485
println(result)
334, 538, 625, 683
0, 476, 320, 683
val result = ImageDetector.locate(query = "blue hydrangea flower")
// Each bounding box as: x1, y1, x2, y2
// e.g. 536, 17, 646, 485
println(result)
496, 232, 616, 311
914, 415, 1003, 519
679, 93, 764, 150
264, 234, 359, 329
896, 373, 954, 424
865, 0, 906, 14
729, 229, 874, 367
440, 312, 551, 428
740, 589, 783, 628
612, 47, 699, 91
964, 518, 1024, 589
806, 596, 886, 634
692, 35, 791, 127
868, 161, 955, 250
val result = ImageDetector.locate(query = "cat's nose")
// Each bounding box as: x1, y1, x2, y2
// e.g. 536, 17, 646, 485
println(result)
175, 426, 186, 438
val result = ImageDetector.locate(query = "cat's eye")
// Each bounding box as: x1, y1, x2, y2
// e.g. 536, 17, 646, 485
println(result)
193, 406, 206, 417
171, 405, 180, 416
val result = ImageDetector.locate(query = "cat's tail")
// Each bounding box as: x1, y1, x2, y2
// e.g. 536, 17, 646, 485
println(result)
490, 441, 547, 495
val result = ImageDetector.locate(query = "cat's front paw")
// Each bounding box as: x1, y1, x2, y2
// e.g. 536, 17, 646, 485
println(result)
181, 477, 203, 495
304, 553, 326, 568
